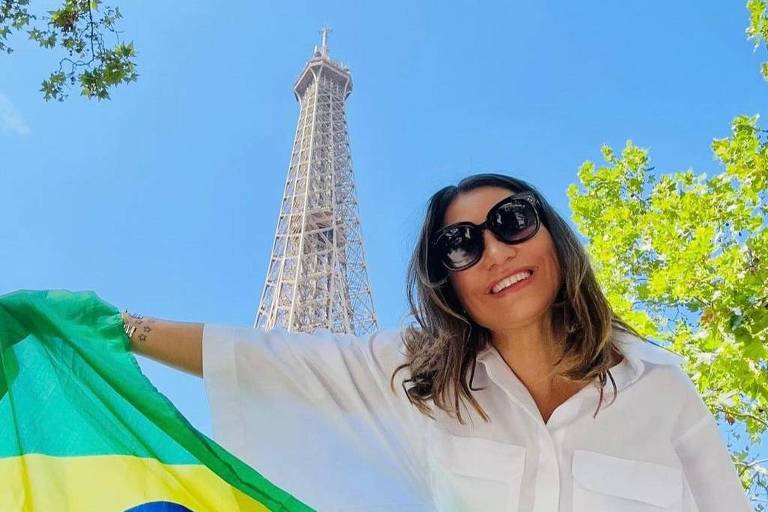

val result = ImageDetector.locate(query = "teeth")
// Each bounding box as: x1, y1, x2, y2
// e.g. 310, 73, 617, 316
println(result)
492, 271, 532, 294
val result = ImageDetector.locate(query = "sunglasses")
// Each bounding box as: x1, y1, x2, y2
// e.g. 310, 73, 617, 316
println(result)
430, 191, 542, 272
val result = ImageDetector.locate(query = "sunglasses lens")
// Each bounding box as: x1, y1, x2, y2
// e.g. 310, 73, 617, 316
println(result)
433, 195, 540, 272
436, 225, 483, 270
493, 200, 538, 242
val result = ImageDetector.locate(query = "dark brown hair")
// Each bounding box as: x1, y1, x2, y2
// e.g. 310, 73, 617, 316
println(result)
389, 173, 644, 424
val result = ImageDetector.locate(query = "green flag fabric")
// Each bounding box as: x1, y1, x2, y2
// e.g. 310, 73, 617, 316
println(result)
0, 288, 315, 512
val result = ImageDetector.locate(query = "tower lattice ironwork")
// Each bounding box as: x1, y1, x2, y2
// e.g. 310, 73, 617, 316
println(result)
253, 28, 378, 336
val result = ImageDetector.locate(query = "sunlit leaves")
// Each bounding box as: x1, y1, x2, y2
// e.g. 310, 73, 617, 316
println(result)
40, 70, 65, 101
748, 0, 768, 79
0, 1, 137, 101
78, 41, 137, 99
0, 0, 33, 54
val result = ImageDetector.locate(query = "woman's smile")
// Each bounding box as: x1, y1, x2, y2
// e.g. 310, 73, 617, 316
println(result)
488, 269, 535, 298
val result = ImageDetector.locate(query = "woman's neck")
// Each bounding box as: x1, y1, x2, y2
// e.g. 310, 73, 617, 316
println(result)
491, 320, 562, 389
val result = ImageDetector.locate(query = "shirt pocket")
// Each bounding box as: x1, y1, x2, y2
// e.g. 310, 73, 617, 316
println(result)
428, 431, 526, 512
572, 449, 683, 512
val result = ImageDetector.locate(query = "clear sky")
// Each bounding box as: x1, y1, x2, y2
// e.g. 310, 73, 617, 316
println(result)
1, 0, 765, 501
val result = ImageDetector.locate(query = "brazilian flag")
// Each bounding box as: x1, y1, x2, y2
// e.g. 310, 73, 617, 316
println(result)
0, 289, 314, 512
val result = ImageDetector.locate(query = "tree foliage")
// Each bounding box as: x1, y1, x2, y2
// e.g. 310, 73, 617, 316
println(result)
0, 0, 137, 101
748, 0, 768, 80
567, 4, 768, 504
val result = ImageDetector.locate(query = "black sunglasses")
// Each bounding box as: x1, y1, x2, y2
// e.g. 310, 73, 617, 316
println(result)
430, 191, 542, 272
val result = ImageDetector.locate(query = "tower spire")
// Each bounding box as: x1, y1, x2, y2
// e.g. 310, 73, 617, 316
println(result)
319, 26, 331, 58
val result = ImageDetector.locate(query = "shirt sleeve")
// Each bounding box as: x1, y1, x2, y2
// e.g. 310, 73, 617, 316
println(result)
671, 373, 753, 512
202, 323, 433, 511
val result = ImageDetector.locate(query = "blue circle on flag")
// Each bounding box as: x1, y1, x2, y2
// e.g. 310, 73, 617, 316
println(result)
124, 502, 194, 512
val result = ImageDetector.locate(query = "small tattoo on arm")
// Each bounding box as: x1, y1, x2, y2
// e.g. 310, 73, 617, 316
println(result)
138, 322, 153, 342
122, 310, 156, 343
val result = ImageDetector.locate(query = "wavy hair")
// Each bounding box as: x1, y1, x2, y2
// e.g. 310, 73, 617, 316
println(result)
389, 173, 644, 425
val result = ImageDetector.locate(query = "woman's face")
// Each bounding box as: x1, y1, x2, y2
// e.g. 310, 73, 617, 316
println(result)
443, 186, 562, 333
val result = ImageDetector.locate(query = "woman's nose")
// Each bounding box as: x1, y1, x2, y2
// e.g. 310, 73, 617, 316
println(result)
481, 228, 517, 267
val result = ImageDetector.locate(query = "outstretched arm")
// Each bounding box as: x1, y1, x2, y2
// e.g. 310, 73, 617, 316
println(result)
122, 311, 203, 377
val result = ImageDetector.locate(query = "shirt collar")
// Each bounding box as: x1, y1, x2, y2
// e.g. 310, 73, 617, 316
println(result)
473, 328, 684, 392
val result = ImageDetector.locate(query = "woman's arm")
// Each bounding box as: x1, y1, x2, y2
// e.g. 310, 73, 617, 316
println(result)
122, 311, 203, 377
201, 324, 433, 504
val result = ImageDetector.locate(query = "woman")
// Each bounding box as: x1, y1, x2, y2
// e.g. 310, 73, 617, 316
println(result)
123, 173, 751, 512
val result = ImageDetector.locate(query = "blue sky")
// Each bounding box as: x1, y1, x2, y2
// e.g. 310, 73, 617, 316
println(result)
1, 0, 765, 499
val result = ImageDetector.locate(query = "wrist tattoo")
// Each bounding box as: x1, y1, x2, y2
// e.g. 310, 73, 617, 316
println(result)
122, 310, 155, 343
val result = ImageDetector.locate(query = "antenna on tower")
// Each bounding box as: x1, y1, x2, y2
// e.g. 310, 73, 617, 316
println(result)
319, 26, 332, 58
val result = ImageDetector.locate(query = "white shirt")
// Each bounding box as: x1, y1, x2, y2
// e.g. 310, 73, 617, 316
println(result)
202, 324, 752, 512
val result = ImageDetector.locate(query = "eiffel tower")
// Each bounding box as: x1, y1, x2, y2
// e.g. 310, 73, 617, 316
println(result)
253, 28, 378, 336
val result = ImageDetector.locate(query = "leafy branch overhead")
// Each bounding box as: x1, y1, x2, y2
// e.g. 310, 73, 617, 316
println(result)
0, 0, 138, 101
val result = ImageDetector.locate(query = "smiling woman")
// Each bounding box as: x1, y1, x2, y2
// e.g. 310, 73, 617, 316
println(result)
386, 172, 752, 511
120, 172, 752, 511
394, 174, 627, 426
